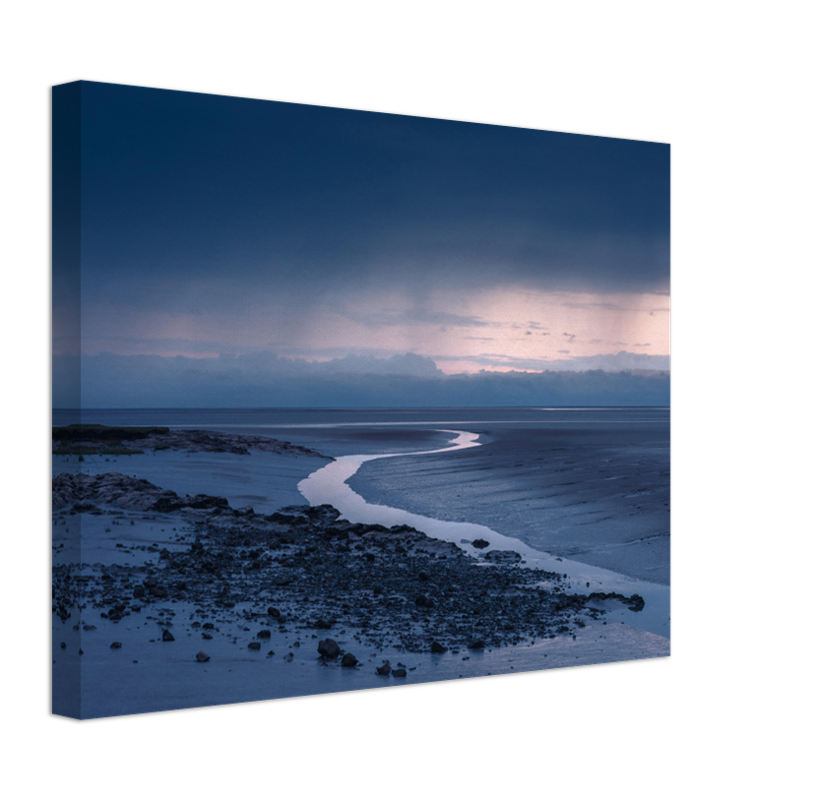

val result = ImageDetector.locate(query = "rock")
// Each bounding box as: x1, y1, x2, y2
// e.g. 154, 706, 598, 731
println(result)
110, 641, 122, 649
415, 594, 434, 608
392, 668, 407, 677
315, 619, 332, 630
248, 642, 261, 651
417, 571, 431, 582
162, 629, 175, 642
267, 606, 281, 618
132, 585, 145, 598
266, 650, 276, 658
196, 651, 210, 662
257, 630, 271, 639
430, 641, 447, 654
484, 549, 522, 563
472, 539, 490, 549
143, 577, 158, 588
202, 622, 214, 629
60, 642, 66, 649
467, 639, 486, 650
627, 594, 645, 612
318, 638, 341, 659
341, 653, 358, 668
202, 633, 213, 640
376, 661, 392, 676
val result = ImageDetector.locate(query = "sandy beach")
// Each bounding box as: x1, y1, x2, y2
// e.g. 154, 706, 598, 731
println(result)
52, 414, 669, 718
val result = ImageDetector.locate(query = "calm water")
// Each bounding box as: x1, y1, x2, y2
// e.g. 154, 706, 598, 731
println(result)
54, 407, 669, 428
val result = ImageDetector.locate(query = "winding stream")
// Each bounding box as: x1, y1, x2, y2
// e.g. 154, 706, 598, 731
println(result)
298, 429, 669, 639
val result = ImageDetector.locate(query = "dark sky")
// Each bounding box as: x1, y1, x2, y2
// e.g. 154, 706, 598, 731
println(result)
53, 80, 669, 399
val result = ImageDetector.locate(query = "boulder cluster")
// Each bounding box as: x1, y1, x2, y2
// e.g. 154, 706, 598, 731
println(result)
51, 473, 637, 674
52, 471, 644, 670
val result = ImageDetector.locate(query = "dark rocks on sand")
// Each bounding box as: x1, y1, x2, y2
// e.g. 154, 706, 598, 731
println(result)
417, 571, 431, 582
467, 640, 486, 650
248, 642, 261, 651
585, 590, 646, 612
484, 550, 522, 563
472, 539, 490, 549
627, 594, 645, 612
266, 650, 276, 657
376, 661, 392, 676
162, 629, 175, 642
430, 641, 447, 654
315, 619, 332, 630
341, 653, 358, 668
202, 633, 213, 640
318, 638, 341, 659
415, 594, 434, 608
392, 668, 407, 678
267, 606, 281, 618
196, 651, 210, 662
257, 630, 272, 639
110, 641, 122, 649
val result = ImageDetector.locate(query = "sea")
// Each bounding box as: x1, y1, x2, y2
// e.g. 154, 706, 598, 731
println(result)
53, 406, 668, 429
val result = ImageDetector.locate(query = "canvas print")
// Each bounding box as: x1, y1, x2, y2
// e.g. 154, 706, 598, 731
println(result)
52, 81, 670, 719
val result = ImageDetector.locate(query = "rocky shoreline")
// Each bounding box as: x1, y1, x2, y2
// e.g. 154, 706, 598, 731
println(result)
52, 471, 644, 667
52, 424, 329, 458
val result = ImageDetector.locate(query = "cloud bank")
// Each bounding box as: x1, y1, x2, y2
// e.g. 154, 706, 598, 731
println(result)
54, 352, 669, 409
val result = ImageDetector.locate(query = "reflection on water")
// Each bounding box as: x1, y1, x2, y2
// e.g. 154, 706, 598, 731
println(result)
298, 429, 670, 639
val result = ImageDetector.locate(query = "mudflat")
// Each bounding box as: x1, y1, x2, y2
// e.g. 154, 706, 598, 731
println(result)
52, 423, 667, 718
349, 421, 670, 585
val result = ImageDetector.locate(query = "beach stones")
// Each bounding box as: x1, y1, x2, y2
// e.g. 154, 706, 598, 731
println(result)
110, 641, 122, 649
317, 638, 340, 659
196, 651, 210, 662
627, 594, 645, 611
49, 439, 654, 714
484, 550, 521, 563
161, 629, 175, 642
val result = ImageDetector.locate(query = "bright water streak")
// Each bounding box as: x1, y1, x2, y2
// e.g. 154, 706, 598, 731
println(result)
298, 429, 670, 639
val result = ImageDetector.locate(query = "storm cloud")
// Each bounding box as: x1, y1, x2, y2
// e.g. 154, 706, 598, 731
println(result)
54, 82, 670, 403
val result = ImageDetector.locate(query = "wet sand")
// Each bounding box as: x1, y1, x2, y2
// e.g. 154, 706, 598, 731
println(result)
349, 422, 670, 585
52, 420, 669, 718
